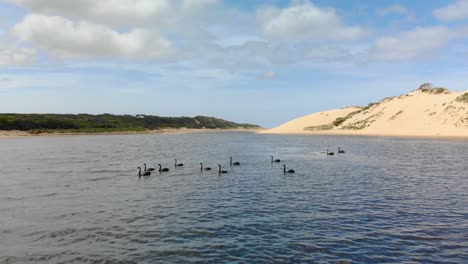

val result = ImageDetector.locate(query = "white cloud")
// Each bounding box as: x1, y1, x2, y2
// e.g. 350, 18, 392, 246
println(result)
12, 14, 173, 59
370, 26, 468, 61
433, 0, 468, 21
7, 0, 220, 29
7, 0, 172, 27
257, 2, 364, 42
0, 45, 36, 66
377, 4, 409, 16
3, 0, 223, 62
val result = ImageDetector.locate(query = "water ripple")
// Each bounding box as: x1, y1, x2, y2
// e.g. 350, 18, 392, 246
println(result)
0, 133, 467, 263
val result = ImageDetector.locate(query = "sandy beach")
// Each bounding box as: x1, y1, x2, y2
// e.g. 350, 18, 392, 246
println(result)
0, 128, 264, 138
261, 87, 468, 138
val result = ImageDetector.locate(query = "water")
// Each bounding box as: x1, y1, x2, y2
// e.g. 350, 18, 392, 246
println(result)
0, 132, 467, 263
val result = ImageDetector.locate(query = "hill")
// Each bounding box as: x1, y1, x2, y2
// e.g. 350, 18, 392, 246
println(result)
261, 84, 468, 137
0, 113, 260, 134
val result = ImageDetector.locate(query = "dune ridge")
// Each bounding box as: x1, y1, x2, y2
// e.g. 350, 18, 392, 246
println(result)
261, 84, 468, 137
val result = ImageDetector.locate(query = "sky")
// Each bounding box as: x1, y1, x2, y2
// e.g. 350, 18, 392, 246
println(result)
1, 0, 468, 128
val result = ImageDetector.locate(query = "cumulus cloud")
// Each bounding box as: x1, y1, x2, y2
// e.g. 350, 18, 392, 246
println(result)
2, 0, 224, 62
433, 0, 468, 21
12, 14, 172, 59
7, 0, 219, 28
370, 26, 468, 61
257, 2, 364, 42
6, 0, 171, 27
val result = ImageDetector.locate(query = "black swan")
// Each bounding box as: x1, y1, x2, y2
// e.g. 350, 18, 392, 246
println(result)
158, 164, 170, 172
271, 156, 281, 163
230, 157, 240, 166
144, 163, 155, 172
138, 167, 151, 177
283, 165, 295, 174
200, 163, 211, 171
327, 149, 334, 156
175, 159, 184, 167
338, 147, 345, 154
218, 165, 228, 174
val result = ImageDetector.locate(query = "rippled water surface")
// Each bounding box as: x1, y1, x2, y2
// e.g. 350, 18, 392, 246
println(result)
1, 132, 467, 263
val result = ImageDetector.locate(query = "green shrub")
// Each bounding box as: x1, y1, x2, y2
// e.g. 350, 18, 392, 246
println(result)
0, 114, 260, 132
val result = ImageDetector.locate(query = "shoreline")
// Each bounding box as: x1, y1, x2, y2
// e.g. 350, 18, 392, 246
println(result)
259, 130, 468, 139
2, 128, 466, 139
0, 128, 264, 138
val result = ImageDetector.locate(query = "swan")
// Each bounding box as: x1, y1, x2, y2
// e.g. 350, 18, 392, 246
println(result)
200, 163, 211, 171
271, 156, 281, 163
218, 164, 228, 174
138, 167, 151, 177
230, 157, 240, 166
144, 163, 155, 172
158, 164, 170, 172
327, 149, 334, 156
283, 165, 295, 174
338, 147, 345, 154
175, 159, 184, 167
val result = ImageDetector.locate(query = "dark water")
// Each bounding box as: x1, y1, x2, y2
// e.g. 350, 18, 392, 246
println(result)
0, 132, 467, 263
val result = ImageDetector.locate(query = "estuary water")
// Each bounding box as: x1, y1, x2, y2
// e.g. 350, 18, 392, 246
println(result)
0, 132, 467, 263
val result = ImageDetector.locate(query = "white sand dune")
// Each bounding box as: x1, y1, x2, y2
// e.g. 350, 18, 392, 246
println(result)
261, 107, 361, 134
261, 85, 468, 137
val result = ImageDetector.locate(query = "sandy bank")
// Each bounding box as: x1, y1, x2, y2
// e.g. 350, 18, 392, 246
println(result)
0, 128, 264, 138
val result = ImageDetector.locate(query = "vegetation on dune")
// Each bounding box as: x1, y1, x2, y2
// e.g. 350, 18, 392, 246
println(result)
302, 83, 464, 132
304, 123, 334, 131
332, 109, 362, 127
304, 109, 363, 131
418, 83, 450, 94
455, 93, 468, 103
0, 113, 260, 133
362, 102, 378, 111
389, 110, 404, 120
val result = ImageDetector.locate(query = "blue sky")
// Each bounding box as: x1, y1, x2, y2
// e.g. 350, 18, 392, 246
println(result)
1, 0, 468, 127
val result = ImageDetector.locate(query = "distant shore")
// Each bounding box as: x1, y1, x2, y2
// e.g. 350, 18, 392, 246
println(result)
0, 128, 264, 138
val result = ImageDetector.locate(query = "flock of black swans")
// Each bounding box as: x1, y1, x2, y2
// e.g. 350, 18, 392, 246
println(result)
137, 148, 345, 178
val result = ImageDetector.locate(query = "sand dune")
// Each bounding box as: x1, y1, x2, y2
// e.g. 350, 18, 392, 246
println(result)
261, 84, 468, 137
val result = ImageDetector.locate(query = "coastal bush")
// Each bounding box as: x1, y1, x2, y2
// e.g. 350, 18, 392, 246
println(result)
0, 114, 260, 132
332, 109, 362, 127
305, 109, 364, 131
332, 117, 347, 127
304, 124, 334, 131
418, 83, 450, 94
341, 121, 369, 130
362, 102, 378, 111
